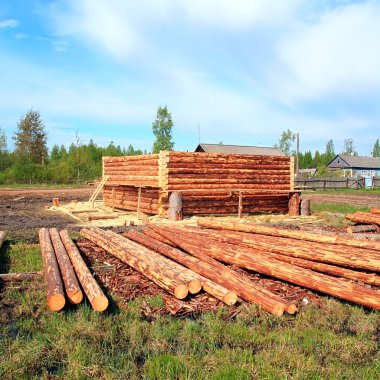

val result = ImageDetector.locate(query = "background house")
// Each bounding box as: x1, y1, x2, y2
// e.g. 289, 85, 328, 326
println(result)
327, 154, 380, 186
194, 143, 284, 156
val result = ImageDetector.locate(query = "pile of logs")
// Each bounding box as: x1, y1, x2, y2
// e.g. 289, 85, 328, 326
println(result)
38, 228, 108, 312
80, 227, 298, 316
80, 219, 380, 313
346, 209, 380, 228
102, 151, 295, 216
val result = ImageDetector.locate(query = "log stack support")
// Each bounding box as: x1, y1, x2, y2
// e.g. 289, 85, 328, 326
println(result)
102, 151, 298, 217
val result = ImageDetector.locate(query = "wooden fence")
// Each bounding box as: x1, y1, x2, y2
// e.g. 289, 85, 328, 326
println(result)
295, 177, 367, 190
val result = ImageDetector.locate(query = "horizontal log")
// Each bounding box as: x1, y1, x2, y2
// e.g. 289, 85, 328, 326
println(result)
0, 271, 43, 282
197, 218, 380, 253
194, 224, 380, 271
39, 228, 65, 311
149, 226, 296, 315
345, 212, 380, 226
183, 227, 380, 286
166, 227, 380, 311
168, 184, 290, 191
371, 208, 380, 215
168, 178, 290, 185
81, 228, 206, 299
124, 229, 237, 305
167, 168, 290, 175
103, 154, 158, 162
347, 225, 378, 233
60, 230, 109, 312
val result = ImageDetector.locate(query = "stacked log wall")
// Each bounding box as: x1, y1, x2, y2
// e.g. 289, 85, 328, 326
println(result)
161, 151, 292, 215
103, 154, 160, 213
102, 151, 293, 215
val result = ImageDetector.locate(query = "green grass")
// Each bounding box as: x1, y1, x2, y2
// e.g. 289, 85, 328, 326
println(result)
304, 188, 380, 195
1, 245, 380, 379
311, 203, 371, 214
0, 183, 89, 189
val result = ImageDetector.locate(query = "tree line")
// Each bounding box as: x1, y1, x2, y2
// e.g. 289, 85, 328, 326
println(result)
276, 129, 380, 176
0, 106, 174, 184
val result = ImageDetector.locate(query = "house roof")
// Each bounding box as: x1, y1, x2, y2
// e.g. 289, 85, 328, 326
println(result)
194, 143, 285, 156
328, 154, 380, 169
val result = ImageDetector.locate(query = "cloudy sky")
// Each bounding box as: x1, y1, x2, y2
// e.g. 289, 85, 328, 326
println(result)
0, 0, 379, 155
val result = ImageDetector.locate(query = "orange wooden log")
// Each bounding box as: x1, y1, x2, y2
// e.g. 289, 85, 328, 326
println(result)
197, 217, 380, 252
49, 228, 83, 304
149, 226, 296, 315
52, 198, 60, 207
346, 212, 380, 226
80, 228, 201, 299
347, 225, 378, 234
167, 227, 380, 311
124, 229, 237, 305
59, 230, 109, 312
370, 208, 380, 214
182, 227, 380, 287
38, 228, 65, 311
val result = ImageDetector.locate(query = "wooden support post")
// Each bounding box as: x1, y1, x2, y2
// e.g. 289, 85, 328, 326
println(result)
112, 187, 115, 211
52, 198, 60, 207
137, 187, 142, 219
238, 191, 243, 218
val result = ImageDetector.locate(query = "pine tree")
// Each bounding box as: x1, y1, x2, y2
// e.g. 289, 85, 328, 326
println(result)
372, 139, 380, 157
152, 105, 174, 153
13, 110, 48, 164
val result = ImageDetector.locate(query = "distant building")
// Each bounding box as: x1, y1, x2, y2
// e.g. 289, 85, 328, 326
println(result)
327, 154, 380, 186
296, 168, 317, 178
194, 143, 284, 156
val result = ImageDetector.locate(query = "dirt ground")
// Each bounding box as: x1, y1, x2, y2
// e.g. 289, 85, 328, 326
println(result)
303, 192, 380, 207
0, 187, 93, 241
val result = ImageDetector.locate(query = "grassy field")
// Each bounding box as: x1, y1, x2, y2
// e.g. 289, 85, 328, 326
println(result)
310, 203, 371, 214
1, 243, 380, 379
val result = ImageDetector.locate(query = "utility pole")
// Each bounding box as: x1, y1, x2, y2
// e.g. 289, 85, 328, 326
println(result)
296, 132, 299, 177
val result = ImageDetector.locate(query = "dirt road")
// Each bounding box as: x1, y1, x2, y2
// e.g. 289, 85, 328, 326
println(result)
0, 187, 93, 241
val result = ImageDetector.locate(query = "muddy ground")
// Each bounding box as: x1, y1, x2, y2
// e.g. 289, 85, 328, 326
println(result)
0, 187, 93, 241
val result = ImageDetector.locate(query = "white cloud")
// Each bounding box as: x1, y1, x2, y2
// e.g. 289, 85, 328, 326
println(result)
0, 19, 19, 29
182, 0, 301, 30
274, 1, 380, 103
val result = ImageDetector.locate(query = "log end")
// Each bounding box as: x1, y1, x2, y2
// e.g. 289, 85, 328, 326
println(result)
92, 295, 109, 312
174, 284, 189, 300
47, 294, 66, 311
286, 303, 298, 315
67, 290, 84, 304
271, 305, 285, 317
224, 292, 238, 306
187, 279, 202, 294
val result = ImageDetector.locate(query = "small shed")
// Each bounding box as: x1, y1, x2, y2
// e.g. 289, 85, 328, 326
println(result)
327, 154, 380, 186
195, 143, 284, 156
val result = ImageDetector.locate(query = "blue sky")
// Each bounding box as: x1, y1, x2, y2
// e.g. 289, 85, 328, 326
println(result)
0, 0, 380, 155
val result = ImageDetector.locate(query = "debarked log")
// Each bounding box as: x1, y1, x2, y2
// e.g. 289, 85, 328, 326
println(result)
38, 228, 65, 311
49, 228, 83, 304
60, 230, 109, 312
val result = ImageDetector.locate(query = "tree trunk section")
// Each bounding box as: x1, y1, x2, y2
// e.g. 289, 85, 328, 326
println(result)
80, 227, 203, 299
60, 230, 109, 312
168, 226, 380, 311
123, 228, 237, 305
38, 228, 65, 311
49, 228, 83, 304
0, 271, 43, 282
347, 225, 378, 233
148, 226, 297, 315
197, 217, 380, 253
